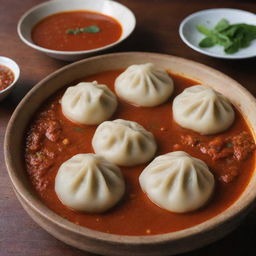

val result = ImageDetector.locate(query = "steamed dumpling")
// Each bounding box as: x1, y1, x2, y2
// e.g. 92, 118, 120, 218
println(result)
92, 119, 157, 166
173, 85, 235, 135
115, 63, 174, 107
55, 154, 125, 213
139, 151, 215, 213
61, 81, 117, 125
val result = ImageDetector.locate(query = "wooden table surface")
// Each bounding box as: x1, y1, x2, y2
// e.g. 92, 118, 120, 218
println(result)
1, 0, 256, 255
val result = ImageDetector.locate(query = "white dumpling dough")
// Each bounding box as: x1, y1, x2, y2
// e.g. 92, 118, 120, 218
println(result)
92, 119, 157, 166
139, 151, 215, 213
173, 85, 235, 135
55, 154, 125, 213
61, 81, 117, 125
115, 63, 174, 107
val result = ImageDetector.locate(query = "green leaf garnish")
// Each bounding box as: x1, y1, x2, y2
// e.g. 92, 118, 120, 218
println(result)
199, 37, 215, 47
74, 127, 84, 132
196, 24, 212, 36
214, 18, 230, 32
66, 29, 80, 35
66, 25, 101, 35
226, 142, 233, 148
80, 25, 100, 33
197, 19, 256, 54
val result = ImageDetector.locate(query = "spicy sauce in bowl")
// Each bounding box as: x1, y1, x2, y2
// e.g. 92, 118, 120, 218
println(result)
32, 11, 122, 52
0, 56, 20, 102
17, 0, 136, 61
0, 64, 14, 91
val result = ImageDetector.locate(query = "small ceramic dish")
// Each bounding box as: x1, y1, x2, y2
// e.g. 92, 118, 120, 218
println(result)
17, 0, 136, 61
0, 56, 20, 102
179, 8, 256, 59
4, 52, 256, 256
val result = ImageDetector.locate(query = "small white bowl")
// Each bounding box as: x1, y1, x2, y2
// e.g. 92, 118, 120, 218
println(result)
17, 0, 136, 61
0, 57, 20, 102
179, 8, 256, 59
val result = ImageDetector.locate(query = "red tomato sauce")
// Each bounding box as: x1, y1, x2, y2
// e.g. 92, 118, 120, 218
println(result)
25, 70, 255, 236
0, 64, 14, 91
31, 11, 122, 51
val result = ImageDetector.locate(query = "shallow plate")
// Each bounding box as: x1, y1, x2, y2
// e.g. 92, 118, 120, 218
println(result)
179, 8, 256, 59
17, 0, 136, 61
4, 52, 256, 256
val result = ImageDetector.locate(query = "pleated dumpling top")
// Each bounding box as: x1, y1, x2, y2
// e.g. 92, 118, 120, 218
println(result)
139, 151, 215, 213
115, 63, 174, 107
173, 85, 235, 135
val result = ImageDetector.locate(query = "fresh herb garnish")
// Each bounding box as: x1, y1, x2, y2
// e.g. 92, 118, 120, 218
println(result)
74, 127, 84, 132
66, 25, 100, 35
197, 19, 256, 54
226, 142, 233, 148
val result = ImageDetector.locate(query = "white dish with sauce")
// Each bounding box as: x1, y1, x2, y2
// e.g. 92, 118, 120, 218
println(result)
179, 8, 256, 59
17, 0, 136, 61
0, 56, 20, 102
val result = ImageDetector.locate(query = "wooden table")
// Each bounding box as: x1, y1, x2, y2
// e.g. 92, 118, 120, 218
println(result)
1, 0, 256, 255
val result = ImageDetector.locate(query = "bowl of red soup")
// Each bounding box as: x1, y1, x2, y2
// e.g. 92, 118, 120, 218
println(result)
17, 0, 136, 61
0, 56, 20, 102
4, 52, 256, 256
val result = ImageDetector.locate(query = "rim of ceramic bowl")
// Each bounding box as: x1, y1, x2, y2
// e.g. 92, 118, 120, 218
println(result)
17, 0, 136, 56
179, 8, 256, 59
4, 52, 256, 245
0, 56, 20, 94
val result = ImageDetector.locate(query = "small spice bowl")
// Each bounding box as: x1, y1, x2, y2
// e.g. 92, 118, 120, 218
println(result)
0, 56, 20, 102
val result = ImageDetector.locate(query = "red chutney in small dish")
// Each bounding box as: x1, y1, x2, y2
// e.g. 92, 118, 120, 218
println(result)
25, 70, 256, 236
0, 64, 14, 91
31, 10, 122, 51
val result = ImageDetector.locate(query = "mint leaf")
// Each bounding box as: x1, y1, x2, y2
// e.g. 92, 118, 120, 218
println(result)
80, 25, 100, 33
197, 24, 211, 36
73, 127, 84, 132
66, 29, 80, 34
199, 37, 215, 47
225, 41, 240, 54
215, 32, 232, 47
222, 26, 239, 38
214, 18, 230, 32
197, 19, 256, 54
66, 25, 100, 35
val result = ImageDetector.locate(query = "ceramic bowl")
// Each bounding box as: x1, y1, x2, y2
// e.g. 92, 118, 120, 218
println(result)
4, 52, 256, 256
0, 56, 20, 102
17, 0, 136, 61
179, 8, 256, 59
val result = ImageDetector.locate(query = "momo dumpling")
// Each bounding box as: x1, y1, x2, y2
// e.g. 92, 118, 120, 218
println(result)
92, 119, 157, 166
55, 154, 125, 213
173, 85, 235, 135
115, 63, 174, 107
61, 81, 117, 125
139, 151, 215, 213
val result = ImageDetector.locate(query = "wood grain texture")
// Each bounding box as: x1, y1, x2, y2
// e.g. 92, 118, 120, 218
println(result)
1, 0, 256, 255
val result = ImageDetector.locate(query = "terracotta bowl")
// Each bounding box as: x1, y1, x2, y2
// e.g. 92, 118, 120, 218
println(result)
4, 52, 256, 256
